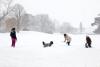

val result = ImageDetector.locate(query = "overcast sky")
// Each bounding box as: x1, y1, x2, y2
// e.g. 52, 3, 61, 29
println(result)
15, 0, 100, 28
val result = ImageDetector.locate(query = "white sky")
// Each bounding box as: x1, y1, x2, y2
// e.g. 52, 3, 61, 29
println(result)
15, 0, 100, 28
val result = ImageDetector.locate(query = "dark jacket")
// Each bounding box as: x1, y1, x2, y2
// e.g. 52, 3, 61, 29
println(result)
86, 36, 91, 43
10, 31, 17, 39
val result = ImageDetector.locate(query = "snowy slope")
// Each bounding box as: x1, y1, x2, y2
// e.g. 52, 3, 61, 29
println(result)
0, 31, 100, 67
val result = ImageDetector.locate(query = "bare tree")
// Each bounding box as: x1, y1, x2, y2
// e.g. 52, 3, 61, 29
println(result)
38, 14, 55, 33
0, 0, 14, 32
0, 0, 13, 21
91, 17, 100, 34
12, 4, 25, 32
5, 17, 17, 32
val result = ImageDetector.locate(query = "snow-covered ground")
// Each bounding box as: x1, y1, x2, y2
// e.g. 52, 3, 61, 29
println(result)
0, 31, 100, 67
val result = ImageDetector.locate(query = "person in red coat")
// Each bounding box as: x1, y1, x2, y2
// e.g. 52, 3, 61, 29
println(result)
10, 28, 17, 47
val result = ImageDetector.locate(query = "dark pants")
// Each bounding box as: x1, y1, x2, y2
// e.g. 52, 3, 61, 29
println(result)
88, 42, 91, 47
67, 42, 70, 46
11, 38, 16, 47
85, 42, 91, 48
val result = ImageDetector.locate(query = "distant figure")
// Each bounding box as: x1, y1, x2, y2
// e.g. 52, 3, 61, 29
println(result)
85, 36, 92, 48
64, 34, 71, 46
10, 28, 17, 47
42, 41, 53, 47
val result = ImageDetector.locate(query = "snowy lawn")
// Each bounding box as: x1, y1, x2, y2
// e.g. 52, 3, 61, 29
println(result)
0, 31, 100, 67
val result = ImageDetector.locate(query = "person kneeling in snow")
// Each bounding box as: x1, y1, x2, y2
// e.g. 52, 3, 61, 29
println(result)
42, 41, 53, 47
10, 28, 17, 48
64, 34, 71, 46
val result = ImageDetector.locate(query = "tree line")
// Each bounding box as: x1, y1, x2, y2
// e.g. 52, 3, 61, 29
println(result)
1, 0, 99, 34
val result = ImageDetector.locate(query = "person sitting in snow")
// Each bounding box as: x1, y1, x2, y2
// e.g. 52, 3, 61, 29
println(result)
10, 28, 17, 48
85, 35, 92, 48
64, 33, 71, 46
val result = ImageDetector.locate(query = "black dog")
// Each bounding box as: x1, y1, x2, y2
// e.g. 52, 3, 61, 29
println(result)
42, 41, 53, 47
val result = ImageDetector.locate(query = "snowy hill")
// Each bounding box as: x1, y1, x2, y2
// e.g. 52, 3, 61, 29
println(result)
0, 31, 100, 67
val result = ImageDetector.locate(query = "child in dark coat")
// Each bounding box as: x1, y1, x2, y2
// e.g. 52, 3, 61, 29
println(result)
85, 36, 92, 48
10, 28, 17, 47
